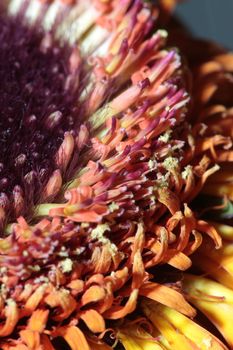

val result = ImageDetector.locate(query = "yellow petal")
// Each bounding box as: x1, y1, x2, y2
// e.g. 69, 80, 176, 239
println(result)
183, 274, 233, 348
193, 241, 233, 289
118, 329, 165, 350
211, 222, 233, 241
142, 299, 228, 350
142, 303, 198, 350
196, 253, 233, 289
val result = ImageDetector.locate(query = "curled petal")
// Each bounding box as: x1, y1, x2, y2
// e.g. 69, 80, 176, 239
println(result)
103, 289, 139, 319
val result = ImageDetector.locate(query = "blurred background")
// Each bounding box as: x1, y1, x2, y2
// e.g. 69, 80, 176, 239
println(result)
175, 0, 233, 50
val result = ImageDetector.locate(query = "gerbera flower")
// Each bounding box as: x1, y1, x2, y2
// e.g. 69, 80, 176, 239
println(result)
0, 0, 232, 349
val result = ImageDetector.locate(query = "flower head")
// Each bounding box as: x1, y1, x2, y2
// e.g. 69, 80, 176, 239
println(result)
0, 0, 232, 349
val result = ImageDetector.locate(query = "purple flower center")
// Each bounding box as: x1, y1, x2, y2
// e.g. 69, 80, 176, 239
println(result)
0, 14, 84, 225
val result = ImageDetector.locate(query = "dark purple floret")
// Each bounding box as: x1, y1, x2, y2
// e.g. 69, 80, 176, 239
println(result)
0, 14, 85, 226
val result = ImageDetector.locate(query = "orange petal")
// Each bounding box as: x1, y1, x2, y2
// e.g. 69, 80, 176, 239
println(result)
103, 289, 138, 319
157, 187, 180, 214
24, 285, 47, 315
80, 309, 105, 333
132, 250, 145, 290
91, 246, 112, 274
20, 330, 40, 350
54, 326, 90, 350
81, 285, 106, 306
104, 267, 129, 292
0, 299, 19, 337
41, 334, 55, 350
167, 251, 192, 270
45, 289, 77, 321
67, 279, 84, 294
196, 220, 222, 249
139, 282, 196, 317
28, 309, 49, 333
